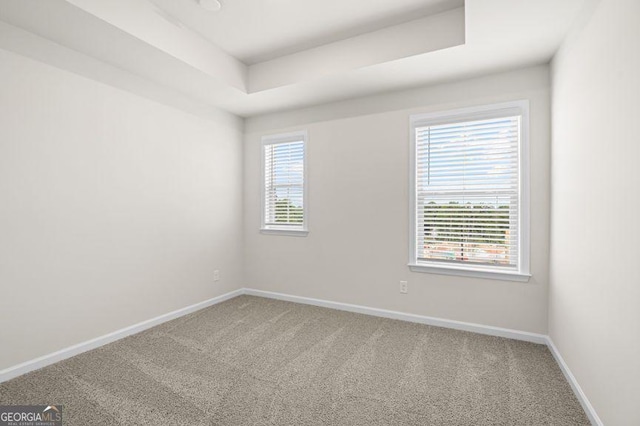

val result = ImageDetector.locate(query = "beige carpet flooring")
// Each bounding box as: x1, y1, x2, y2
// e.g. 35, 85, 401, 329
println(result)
0, 295, 589, 425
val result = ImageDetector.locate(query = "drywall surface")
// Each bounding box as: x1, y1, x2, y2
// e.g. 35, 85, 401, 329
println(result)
244, 66, 551, 334
0, 48, 244, 370
550, 0, 640, 424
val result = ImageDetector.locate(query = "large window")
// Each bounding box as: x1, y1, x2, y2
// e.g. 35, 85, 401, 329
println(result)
409, 101, 530, 281
261, 131, 308, 235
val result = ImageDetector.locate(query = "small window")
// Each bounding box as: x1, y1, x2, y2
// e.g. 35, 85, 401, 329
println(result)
409, 101, 530, 281
261, 131, 308, 236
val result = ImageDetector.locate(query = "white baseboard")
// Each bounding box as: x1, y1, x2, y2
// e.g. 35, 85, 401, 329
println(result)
243, 288, 547, 344
0, 289, 244, 384
0, 286, 602, 426
245, 289, 602, 425
545, 337, 603, 426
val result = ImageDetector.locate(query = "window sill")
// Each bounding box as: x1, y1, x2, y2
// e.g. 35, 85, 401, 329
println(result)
260, 228, 309, 237
408, 263, 531, 282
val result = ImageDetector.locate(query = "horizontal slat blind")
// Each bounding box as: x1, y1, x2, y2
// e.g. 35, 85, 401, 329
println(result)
264, 139, 305, 228
415, 116, 520, 268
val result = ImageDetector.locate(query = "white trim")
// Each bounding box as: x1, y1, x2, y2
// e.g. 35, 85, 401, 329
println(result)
261, 130, 307, 145
410, 105, 526, 127
0, 289, 243, 384
0, 286, 601, 426
243, 288, 546, 344
408, 100, 531, 280
519, 101, 531, 275
260, 228, 309, 237
244, 289, 598, 424
409, 263, 531, 282
260, 130, 308, 233
545, 337, 603, 426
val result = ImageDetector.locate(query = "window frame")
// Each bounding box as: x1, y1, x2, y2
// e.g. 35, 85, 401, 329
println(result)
260, 130, 309, 237
408, 101, 531, 282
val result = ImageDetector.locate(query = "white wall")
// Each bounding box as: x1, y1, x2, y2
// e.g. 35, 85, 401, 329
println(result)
244, 66, 551, 334
550, 0, 640, 424
0, 48, 244, 371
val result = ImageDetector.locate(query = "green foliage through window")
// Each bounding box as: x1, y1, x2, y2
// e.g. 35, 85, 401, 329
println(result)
423, 201, 510, 245
274, 198, 303, 223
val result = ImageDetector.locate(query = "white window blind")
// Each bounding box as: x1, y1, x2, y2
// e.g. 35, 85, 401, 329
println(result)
410, 102, 530, 280
262, 132, 307, 233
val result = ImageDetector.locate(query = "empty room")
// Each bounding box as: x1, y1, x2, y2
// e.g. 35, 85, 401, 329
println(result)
0, 0, 638, 425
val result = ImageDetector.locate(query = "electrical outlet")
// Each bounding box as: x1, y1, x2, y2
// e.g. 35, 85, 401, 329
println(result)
400, 280, 408, 294
213, 270, 220, 282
